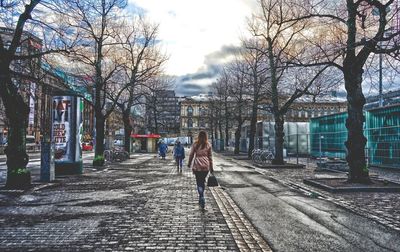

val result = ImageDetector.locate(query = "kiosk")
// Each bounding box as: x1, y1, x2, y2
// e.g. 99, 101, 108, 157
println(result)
131, 134, 161, 153
52, 93, 83, 175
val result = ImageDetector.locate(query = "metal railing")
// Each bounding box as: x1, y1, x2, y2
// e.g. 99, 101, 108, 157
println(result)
251, 148, 274, 164
239, 125, 400, 168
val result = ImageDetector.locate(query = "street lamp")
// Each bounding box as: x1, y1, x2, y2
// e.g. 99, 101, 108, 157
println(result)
319, 135, 324, 161
379, 50, 383, 107
372, 6, 394, 107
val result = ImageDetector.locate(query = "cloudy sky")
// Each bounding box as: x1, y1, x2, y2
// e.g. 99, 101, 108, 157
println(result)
128, 0, 257, 96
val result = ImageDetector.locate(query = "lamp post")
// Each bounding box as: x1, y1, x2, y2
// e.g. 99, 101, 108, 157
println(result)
296, 123, 299, 165
372, 6, 394, 107
379, 51, 383, 107
319, 135, 324, 161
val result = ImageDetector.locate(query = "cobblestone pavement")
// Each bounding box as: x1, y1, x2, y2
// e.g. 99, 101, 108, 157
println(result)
219, 153, 400, 232
0, 154, 271, 251
0, 152, 95, 186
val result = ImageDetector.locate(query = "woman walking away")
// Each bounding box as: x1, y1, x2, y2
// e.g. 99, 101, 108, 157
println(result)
173, 140, 185, 172
188, 131, 213, 209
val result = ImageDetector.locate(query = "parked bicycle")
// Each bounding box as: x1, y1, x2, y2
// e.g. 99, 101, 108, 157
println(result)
252, 148, 274, 164
103, 147, 129, 163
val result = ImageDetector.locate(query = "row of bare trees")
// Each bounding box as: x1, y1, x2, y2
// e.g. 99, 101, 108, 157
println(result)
0, 0, 167, 188
211, 0, 400, 183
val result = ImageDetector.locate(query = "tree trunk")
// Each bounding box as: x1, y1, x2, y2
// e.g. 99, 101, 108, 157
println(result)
210, 119, 214, 147
247, 105, 257, 158
218, 117, 223, 151
214, 122, 218, 145
153, 108, 158, 134
0, 67, 31, 188
234, 118, 243, 155
225, 118, 229, 147
224, 100, 229, 147
94, 114, 105, 158
272, 114, 285, 165
5, 106, 30, 188
344, 68, 370, 183
122, 109, 132, 153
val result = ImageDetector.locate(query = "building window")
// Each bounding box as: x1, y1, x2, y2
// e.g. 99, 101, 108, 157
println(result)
200, 119, 205, 128
187, 106, 193, 116
187, 118, 193, 128
200, 107, 207, 116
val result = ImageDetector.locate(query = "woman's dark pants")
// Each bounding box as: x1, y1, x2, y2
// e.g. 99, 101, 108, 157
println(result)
194, 171, 209, 200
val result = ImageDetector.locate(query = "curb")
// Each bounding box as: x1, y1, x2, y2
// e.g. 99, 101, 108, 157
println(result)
218, 153, 400, 232
211, 187, 273, 252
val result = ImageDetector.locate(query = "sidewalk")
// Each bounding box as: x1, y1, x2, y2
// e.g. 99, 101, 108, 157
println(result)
0, 154, 271, 251
0, 152, 95, 186
217, 151, 400, 231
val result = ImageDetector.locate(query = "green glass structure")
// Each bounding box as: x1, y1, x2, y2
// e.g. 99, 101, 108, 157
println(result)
310, 112, 348, 159
310, 104, 400, 168
365, 105, 400, 168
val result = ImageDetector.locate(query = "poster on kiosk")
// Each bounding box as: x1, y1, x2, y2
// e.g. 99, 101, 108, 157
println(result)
52, 95, 83, 175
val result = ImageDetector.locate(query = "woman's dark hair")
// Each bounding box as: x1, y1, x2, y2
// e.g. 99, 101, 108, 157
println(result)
195, 131, 208, 150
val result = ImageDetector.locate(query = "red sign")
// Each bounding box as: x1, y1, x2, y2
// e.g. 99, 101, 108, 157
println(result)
131, 134, 161, 138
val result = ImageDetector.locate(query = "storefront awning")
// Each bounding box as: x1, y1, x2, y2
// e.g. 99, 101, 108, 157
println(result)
131, 134, 161, 138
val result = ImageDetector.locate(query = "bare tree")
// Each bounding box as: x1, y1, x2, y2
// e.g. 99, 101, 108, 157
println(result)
241, 39, 269, 158
0, 0, 74, 188
211, 70, 232, 150
289, 0, 400, 182
59, 0, 129, 165
226, 59, 251, 154
219, 69, 233, 148
115, 17, 167, 152
248, 0, 339, 164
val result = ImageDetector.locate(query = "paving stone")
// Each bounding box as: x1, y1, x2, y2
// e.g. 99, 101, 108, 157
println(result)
0, 154, 253, 251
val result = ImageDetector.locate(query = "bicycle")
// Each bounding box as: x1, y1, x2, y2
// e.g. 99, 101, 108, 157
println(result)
103, 148, 129, 163
251, 149, 263, 163
252, 148, 274, 164
103, 150, 113, 162
113, 149, 129, 161
260, 149, 274, 164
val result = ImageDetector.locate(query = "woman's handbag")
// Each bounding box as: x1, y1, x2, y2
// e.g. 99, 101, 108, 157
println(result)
207, 173, 219, 187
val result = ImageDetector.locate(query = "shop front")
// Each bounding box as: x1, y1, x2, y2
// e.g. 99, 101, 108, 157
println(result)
131, 134, 161, 153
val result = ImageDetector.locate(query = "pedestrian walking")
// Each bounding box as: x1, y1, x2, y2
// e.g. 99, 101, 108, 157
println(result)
188, 131, 213, 210
173, 140, 185, 172
159, 141, 168, 160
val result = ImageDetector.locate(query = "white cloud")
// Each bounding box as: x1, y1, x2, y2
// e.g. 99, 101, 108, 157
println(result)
129, 0, 254, 76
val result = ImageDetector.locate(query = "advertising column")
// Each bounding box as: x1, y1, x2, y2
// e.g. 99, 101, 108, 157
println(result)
52, 95, 83, 175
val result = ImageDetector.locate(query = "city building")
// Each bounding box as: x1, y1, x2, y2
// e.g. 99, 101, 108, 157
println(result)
0, 27, 43, 144
0, 27, 95, 153
257, 98, 347, 122
365, 89, 400, 110
146, 90, 180, 136
180, 94, 212, 140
